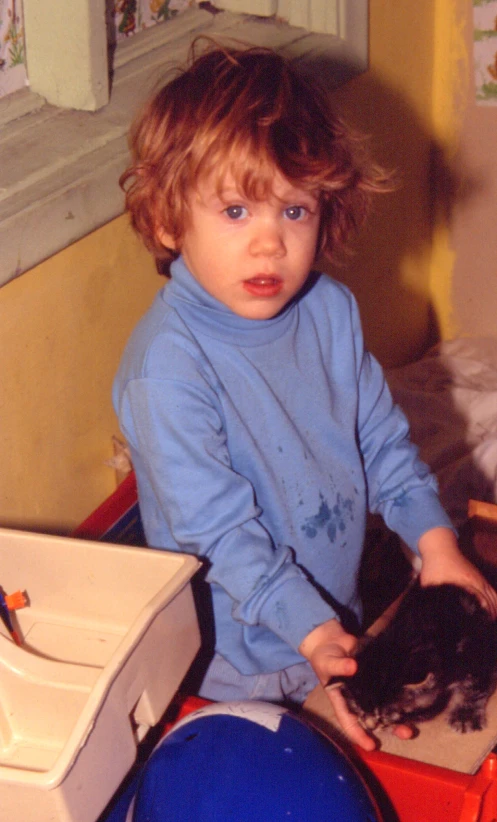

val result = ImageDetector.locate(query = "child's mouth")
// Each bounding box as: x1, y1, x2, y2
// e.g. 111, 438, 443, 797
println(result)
243, 277, 283, 298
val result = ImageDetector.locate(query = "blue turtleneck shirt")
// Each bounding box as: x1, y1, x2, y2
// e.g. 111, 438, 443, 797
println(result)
113, 257, 452, 675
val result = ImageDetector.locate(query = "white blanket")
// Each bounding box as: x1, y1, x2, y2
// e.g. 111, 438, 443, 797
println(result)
387, 338, 497, 527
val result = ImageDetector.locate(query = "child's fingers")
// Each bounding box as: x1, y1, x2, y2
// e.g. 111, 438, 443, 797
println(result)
467, 583, 497, 619
325, 686, 376, 751
456, 578, 497, 619
481, 582, 497, 619
313, 647, 357, 684
326, 684, 414, 745
392, 724, 413, 740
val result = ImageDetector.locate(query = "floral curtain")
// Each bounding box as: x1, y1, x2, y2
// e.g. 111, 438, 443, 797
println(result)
0, 0, 27, 98
113, 0, 194, 41
473, 0, 497, 104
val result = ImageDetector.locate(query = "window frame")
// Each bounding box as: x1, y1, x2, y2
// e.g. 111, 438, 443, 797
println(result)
22, 0, 109, 111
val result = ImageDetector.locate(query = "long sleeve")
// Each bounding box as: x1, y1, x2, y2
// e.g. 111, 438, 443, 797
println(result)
350, 295, 454, 550
119, 373, 336, 657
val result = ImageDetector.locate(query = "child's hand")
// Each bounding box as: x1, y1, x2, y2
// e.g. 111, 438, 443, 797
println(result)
419, 527, 497, 618
299, 619, 412, 751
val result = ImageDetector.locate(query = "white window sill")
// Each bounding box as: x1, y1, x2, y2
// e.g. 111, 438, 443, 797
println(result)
0, 7, 367, 288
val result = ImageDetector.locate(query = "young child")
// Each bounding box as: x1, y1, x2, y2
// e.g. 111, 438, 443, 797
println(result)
114, 43, 497, 750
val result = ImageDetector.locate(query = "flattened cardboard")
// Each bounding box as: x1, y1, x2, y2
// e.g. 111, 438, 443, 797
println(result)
304, 681, 497, 774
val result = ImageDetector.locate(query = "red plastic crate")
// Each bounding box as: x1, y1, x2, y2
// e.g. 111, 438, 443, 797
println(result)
73, 472, 145, 546
358, 748, 497, 822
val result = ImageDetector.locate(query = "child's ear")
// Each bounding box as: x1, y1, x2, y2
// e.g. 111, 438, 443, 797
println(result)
156, 226, 176, 250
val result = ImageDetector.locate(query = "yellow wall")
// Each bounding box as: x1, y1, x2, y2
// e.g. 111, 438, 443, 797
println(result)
325, 0, 461, 367
0, 215, 161, 533
0, 1, 466, 530
443, 1, 497, 340
429, 0, 469, 341
337, 0, 470, 362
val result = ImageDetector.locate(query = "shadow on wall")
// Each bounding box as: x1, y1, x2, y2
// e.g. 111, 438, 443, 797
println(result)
295, 57, 497, 596
305, 59, 484, 369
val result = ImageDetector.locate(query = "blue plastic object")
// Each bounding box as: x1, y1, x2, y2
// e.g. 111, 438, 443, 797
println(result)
130, 701, 382, 822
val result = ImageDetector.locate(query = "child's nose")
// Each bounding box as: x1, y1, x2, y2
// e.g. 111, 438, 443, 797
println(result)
249, 221, 285, 257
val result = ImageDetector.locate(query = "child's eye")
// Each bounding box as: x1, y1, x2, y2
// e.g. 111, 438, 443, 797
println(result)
284, 205, 308, 221
224, 205, 248, 220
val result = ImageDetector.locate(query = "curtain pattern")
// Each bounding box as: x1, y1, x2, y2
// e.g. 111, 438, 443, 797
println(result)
473, 0, 497, 104
113, 0, 194, 41
0, 0, 26, 98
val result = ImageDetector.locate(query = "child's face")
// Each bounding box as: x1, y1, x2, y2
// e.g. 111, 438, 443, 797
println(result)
163, 171, 321, 320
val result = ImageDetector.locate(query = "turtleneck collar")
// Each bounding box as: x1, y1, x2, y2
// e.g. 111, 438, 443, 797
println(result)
162, 256, 299, 347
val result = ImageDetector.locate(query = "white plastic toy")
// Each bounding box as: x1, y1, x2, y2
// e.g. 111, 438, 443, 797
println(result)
0, 527, 200, 822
